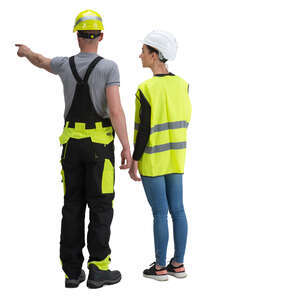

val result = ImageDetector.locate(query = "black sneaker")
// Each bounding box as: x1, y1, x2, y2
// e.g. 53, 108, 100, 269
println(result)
87, 264, 122, 289
143, 262, 168, 281
65, 269, 86, 288
166, 258, 187, 278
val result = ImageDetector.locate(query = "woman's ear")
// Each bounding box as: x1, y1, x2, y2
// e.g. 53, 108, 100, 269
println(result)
152, 52, 158, 61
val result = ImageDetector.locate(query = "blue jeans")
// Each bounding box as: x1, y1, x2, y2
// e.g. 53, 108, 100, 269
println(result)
141, 174, 188, 266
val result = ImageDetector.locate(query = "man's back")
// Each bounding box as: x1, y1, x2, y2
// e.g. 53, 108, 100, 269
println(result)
51, 52, 120, 119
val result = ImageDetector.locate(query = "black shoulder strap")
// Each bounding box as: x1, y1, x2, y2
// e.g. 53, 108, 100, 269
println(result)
83, 56, 103, 82
69, 56, 103, 84
69, 56, 83, 84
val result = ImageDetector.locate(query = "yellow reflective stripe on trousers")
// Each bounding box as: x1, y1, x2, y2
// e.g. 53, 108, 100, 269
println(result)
61, 169, 66, 195
102, 159, 114, 193
88, 255, 110, 271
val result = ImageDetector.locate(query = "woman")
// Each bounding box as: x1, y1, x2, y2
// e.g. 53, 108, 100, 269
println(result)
129, 30, 192, 281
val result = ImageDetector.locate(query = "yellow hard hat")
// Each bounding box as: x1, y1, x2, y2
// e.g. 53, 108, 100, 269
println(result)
73, 9, 104, 32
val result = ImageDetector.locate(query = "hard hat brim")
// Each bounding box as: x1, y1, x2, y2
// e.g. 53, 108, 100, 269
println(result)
139, 40, 176, 61
73, 23, 104, 32
139, 40, 163, 53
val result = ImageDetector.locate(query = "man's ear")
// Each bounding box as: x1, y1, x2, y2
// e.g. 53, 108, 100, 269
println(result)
99, 32, 104, 42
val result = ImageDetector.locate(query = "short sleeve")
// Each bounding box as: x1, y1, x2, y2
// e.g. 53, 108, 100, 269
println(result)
50, 56, 68, 75
106, 61, 120, 87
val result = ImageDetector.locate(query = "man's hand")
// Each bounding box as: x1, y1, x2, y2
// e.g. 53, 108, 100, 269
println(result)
15, 44, 53, 73
120, 147, 132, 170
129, 160, 141, 181
15, 44, 31, 57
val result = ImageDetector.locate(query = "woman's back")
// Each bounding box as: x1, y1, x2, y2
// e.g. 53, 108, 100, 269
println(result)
135, 73, 192, 176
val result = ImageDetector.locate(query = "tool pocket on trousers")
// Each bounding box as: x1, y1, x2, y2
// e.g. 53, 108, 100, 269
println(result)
101, 158, 114, 194
61, 169, 66, 196
61, 140, 69, 161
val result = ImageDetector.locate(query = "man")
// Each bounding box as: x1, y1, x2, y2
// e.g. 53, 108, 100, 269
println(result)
15, 9, 131, 289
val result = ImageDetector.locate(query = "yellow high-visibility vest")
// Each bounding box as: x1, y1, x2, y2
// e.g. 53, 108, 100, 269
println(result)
134, 74, 192, 176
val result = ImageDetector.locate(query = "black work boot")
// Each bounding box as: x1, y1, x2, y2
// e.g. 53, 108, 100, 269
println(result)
65, 269, 86, 288
87, 264, 122, 289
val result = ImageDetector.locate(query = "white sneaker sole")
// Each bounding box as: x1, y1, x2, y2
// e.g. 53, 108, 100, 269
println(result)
143, 274, 169, 281
167, 271, 187, 278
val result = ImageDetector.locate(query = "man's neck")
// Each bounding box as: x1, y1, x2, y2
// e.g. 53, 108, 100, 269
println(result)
80, 47, 98, 54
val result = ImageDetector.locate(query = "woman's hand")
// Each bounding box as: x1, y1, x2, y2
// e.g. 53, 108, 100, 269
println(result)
129, 160, 141, 181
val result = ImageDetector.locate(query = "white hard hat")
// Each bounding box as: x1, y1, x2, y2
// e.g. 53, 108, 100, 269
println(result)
141, 30, 177, 61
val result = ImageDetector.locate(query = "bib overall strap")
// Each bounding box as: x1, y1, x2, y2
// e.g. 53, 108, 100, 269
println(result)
68, 56, 103, 84
69, 56, 83, 84
83, 56, 103, 82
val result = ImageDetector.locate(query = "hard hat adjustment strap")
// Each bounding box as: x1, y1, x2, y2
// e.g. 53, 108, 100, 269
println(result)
77, 31, 101, 39
158, 52, 167, 63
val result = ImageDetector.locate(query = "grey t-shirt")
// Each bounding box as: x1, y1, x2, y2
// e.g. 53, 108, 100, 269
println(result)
51, 52, 120, 119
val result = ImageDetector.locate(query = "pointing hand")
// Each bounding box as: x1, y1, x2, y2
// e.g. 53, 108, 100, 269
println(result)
15, 44, 31, 57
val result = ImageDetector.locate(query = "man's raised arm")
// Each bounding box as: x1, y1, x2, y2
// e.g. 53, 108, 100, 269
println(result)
15, 44, 53, 74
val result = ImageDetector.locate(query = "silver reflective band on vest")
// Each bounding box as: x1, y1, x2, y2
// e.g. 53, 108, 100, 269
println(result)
135, 120, 189, 133
144, 142, 187, 154
150, 121, 189, 134
75, 16, 103, 27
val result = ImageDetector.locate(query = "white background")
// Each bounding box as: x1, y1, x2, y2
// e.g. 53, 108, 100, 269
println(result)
1, 0, 300, 299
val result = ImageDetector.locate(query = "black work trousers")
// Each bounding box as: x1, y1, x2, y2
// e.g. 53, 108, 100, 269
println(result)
59, 137, 115, 279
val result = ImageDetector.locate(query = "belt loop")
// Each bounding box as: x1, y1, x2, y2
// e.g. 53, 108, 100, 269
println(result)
75, 122, 85, 131
66, 121, 69, 128
95, 122, 103, 129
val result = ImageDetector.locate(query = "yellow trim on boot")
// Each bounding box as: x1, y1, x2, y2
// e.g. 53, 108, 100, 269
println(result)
88, 255, 110, 271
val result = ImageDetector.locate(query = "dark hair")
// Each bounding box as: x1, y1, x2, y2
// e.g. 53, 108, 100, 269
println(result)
145, 44, 167, 63
78, 30, 101, 35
